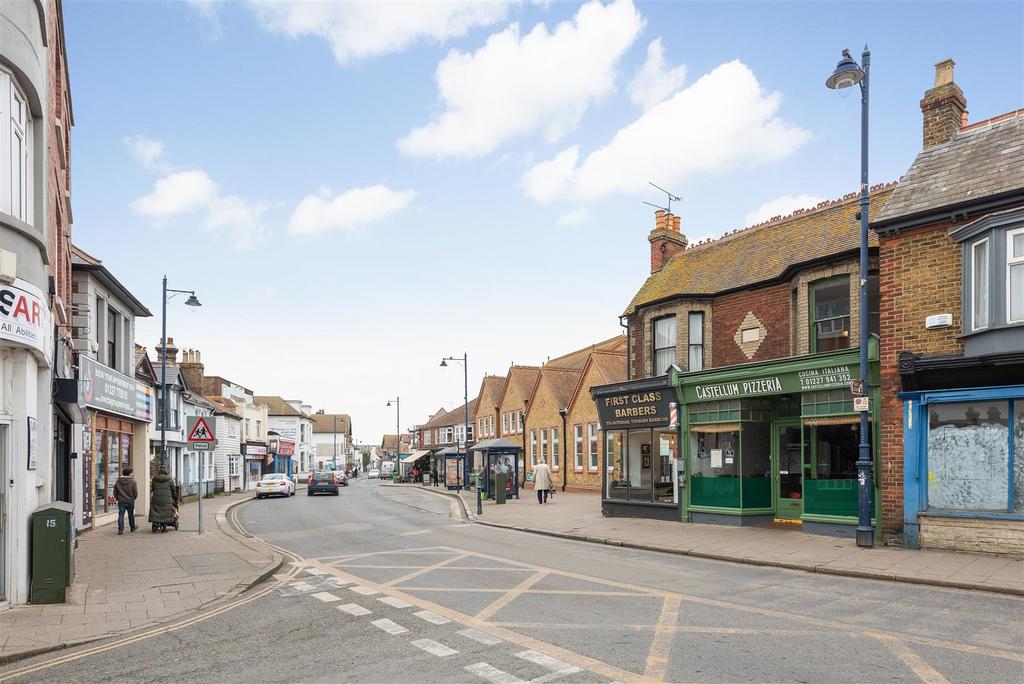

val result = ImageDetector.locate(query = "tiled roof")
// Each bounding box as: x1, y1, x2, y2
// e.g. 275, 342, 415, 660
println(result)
544, 335, 626, 370
538, 367, 583, 410
875, 112, 1024, 225
381, 434, 411, 450
311, 413, 352, 434
474, 376, 507, 414
421, 398, 480, 430
254, 395, 308, 418
625, 185, 896, 314
499, 366, 541, 408
567, 351, 627, 413
206, 395, 242, 420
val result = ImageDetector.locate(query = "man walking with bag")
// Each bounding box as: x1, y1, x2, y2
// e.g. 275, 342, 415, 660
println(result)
533, 459, 552, 504
113, 467, 138, 535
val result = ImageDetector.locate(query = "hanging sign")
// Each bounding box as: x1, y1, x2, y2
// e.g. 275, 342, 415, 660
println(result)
0, 279, 52, 360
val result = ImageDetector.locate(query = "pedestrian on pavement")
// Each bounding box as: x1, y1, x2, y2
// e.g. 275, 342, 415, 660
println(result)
533, 460, 552, 504
149, 468, 179, 530
431, 467, 438, 487
113, 467, 138, 535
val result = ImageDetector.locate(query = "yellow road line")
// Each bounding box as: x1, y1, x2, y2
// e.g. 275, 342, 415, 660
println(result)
882, 637, 953, 684
644, 596, 681, 680
383, 553, 470, 586
474, 570, 549, 621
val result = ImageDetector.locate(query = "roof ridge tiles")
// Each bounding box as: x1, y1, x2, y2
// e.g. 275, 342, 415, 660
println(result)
959, 108, 1024, 133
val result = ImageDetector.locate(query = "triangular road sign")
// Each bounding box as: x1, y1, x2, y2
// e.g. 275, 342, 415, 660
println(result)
188, 417, 215, 442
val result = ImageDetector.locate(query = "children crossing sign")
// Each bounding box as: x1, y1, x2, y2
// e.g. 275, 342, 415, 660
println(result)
187, 416, 217, 451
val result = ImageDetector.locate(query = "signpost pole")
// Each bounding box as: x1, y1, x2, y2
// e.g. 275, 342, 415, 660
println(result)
197, 450, 203, 535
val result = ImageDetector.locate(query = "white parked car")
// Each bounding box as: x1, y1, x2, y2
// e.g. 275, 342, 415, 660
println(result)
255, 473, 295, 498
366, 469, 381, 479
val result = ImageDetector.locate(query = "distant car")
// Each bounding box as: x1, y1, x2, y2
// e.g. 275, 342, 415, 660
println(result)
336, 472, 349, 487
256, 473, 295, 498
367, 469, 380, 479
308, 470, 339, 496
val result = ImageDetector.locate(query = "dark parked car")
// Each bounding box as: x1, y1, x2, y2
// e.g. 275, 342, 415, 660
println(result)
308, 470, 339, 496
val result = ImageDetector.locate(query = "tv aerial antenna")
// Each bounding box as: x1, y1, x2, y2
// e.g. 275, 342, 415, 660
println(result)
641, 181, 682, 214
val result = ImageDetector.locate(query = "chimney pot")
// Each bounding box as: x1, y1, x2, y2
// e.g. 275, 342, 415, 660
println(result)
934, 58, 955, 87
672, 215, 681, 232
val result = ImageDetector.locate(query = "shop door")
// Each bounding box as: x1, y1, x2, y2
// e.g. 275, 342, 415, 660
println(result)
0, 425, 6, 600
775, 423, 803, 520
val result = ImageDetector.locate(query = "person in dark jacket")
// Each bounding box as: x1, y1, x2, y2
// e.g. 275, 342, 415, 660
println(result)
113, 467, 138, 535
149, 468, 179, 527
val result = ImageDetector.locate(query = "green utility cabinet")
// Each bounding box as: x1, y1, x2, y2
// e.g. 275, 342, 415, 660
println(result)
30, 501, 74, 604
494, 473, 507, 505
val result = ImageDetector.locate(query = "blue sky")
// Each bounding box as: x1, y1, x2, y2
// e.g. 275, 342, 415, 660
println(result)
64, 0, 1023, 443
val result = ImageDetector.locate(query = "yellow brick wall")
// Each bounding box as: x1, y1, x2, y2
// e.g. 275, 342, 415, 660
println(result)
566, 363, 607, 492
636, 299, 713, 377
523, 380, 565, 482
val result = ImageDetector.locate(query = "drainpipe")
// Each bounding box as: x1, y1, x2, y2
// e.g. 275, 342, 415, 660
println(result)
619, 315, 630, 381
559, 407, 568, 492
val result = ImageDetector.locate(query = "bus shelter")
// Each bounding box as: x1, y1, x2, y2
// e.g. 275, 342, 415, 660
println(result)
436, 447, 464, 490
471, 438, 522, 500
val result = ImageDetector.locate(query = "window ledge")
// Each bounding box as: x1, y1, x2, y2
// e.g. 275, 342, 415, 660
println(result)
956, 321, 1024, 339
574, 467, 584, 473
588, 467, 598, 472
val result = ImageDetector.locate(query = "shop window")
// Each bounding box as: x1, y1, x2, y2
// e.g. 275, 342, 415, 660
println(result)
605, 431, 624, 499
928, 401, 1013, 511
691, 429, 740, 508
540, 428, 548, 464
530, 430, 537, 465
810, 276, 851, 352
93, 425, 132, 515
588, 424, 599, 469
574, 425, 583, 468
688, 312, 704, 371
1015, 402, 1023, 512
972, 239, 990, 330
1009, 228, 1024, 323
653, 316, 676, 376
802, 423, 864, 518
802, 389, 854, 417
740, 423, 771, 507
551, 428, 560, 468
655, 431, 676, 503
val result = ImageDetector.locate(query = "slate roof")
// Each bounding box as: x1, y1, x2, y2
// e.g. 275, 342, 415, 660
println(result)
875, 111, 1024, 225
624, 185, 896, 315
311, 412, 352, 435
254, 395, 308, 418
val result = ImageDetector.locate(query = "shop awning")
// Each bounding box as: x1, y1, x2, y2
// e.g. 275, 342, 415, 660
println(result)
690, 423, 741, 433
803, 415, 867, 426
402, 450, 429, 463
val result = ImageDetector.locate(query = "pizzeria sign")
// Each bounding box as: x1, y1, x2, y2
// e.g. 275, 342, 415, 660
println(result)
684, 364, 857, 403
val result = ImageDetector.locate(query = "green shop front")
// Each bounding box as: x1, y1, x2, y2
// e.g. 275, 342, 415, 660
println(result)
676, 343, 880, 537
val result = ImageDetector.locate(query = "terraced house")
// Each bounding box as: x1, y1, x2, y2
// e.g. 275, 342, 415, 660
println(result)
595, 184, 894, 534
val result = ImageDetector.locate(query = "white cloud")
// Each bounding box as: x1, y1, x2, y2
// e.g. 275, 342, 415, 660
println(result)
556, 207, 589, 227
244, 0, 511, 64
521, 60, 812, 203
628, 38, 686, 110
744, 193, 825, 226
204, 195, 273, 249
186, 0, 224, 40
131, 170, 218, 216
122, 134, 167, 169
398, 0, 644, 158
287, 185, 417, 237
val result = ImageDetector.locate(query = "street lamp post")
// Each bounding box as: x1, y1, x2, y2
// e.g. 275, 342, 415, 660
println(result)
160, 275, 201, 476
442, 353, 477, 514
826, 46, 874, 548
386, 397, 400, 477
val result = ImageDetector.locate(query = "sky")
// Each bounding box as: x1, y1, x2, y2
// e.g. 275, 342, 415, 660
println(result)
63, 0, 1023, 444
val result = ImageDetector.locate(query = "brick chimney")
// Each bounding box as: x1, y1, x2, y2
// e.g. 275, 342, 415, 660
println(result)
155, 337, 178, 365
180, 348, 205, 393
648, 209, 687, 273
920, 58, 966, 148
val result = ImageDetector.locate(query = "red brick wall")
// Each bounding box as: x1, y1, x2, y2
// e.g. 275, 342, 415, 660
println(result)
878, 221, 963, 537
47, 0, 73, 310
712, 284, 791, 366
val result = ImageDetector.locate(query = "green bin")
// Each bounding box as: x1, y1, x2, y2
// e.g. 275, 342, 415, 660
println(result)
494, 473, 506, 504
30, 501, 74, 604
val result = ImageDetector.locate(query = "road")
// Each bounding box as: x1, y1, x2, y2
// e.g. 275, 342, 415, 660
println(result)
2, 478, 1022, 683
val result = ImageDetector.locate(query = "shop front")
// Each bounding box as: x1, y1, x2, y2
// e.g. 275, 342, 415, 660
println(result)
593, 376, 682, 521
243, 442, 267, 490
676, 342, 879, 537
79, 355, 154, 528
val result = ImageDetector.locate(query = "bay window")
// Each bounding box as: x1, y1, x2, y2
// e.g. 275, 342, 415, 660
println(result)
1008, 228, 1023, 323
653, 316, 676, 375
1, 70, 32, 224
688, 312, 704, 371
972, 238, 990, 330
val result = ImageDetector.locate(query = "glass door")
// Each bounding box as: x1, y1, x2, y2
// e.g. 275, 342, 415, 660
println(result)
775, 423, 803, 520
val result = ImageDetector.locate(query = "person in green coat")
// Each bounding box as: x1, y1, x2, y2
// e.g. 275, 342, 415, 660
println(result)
149, 468, 179, 526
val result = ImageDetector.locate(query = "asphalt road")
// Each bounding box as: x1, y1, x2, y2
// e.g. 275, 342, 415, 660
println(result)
3, 478, 1022, 683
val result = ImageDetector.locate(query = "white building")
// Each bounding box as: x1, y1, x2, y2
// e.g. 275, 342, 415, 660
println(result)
255, 396, 313, 477
310, 411, 353, 471
181, 392, 215, 497
205, 396, 242, 492
148, 340, 188, 487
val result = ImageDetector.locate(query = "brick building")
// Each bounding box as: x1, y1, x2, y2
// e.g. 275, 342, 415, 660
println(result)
565, 351, 627, 492
871, 61, 1024, 555
595, 183, 894, 529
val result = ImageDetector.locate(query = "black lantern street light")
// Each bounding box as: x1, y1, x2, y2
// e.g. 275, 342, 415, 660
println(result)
160, 275, 201, 473
385, 397, 400, 475
826, 47, 874, 548
441, 353, 478, 514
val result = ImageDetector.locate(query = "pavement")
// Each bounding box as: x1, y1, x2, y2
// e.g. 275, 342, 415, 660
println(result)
388, 482, 1024, 596
0, 490, 282, 663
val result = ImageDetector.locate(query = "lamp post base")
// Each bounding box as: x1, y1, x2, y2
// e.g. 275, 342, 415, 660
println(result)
856, 527, 875, 548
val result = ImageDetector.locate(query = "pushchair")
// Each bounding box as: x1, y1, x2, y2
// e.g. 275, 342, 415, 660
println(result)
152, 507, 180, 533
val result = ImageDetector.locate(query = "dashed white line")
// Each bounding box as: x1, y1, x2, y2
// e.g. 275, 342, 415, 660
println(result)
400, 529, 432, 536
457, 628, 503, 646
414, 609, 450, 625
371, 618, 409, 635
305, 568, 327, 576
350, 585, 379, 596
515, 650, 582, 681
337, 603, 372, 616
378, 596, 413, 609
410, 638, 458, 658
311, 591, 341, 603
465, 662, 525, 684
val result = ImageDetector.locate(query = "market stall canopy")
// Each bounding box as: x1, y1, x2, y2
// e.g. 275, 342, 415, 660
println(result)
471, 438, 521, 451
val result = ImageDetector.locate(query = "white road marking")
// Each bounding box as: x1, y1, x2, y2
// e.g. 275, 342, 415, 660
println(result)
465, 662, 525, 684
400, 529, 432, 536
411, 638, 458, 657
311, 592, 341, 603
378, 596, 413, 609
337, 603, 372, 616
371, 618, 409, 635
414, 609, 450, 625
305, 568, 327, 576
288, 581, 314, 592
515, 650, 582, 681
350, 585, 379, 596
458, 628, 503, 646
325, 577, 350, 588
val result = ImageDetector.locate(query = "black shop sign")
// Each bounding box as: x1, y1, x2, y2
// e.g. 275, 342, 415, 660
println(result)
595, 384, 674, 429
